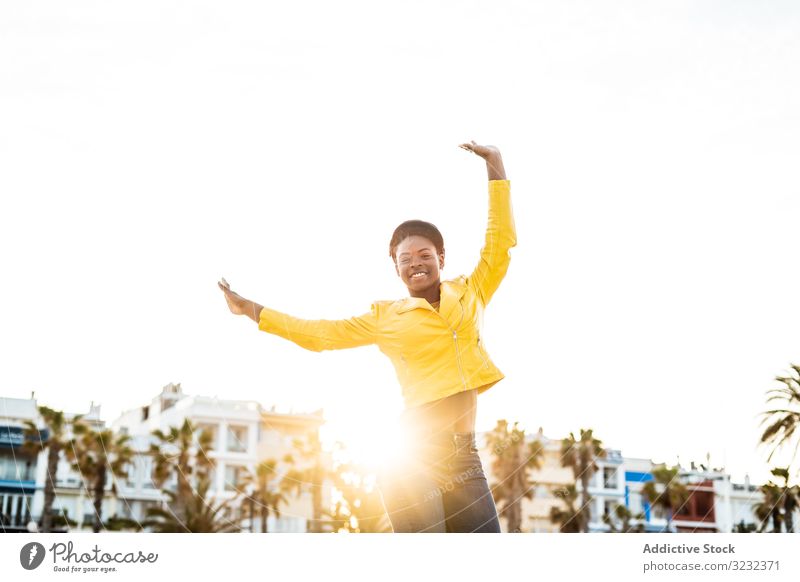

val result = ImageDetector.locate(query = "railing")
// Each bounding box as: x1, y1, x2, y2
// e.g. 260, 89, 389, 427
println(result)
0, 465, 35, 482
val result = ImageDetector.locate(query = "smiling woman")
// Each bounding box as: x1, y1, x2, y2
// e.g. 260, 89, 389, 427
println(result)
218, 140, 515, 533
390, 221, 445, 305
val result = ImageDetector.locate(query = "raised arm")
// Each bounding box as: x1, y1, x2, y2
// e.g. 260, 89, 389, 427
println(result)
460, 140, 507, 181
218, 278, 378, 352
458, 141, 516, 306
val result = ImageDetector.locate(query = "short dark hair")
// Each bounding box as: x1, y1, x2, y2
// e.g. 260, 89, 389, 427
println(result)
389, 220, 444, 262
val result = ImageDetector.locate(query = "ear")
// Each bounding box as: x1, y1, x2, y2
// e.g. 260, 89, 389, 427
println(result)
394, 261, 400, 277
439, 251, 445, 270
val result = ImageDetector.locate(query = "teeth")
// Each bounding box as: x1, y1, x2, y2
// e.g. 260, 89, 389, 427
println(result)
411, 272, 426, 278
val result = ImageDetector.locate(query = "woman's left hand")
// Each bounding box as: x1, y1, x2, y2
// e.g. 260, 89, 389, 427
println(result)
459, 140, 501, 160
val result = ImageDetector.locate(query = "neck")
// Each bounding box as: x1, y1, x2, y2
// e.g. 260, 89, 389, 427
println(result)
410, 283, 441, 305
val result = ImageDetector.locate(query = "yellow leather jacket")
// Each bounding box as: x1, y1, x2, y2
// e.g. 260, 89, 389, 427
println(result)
258, 179, 516, 408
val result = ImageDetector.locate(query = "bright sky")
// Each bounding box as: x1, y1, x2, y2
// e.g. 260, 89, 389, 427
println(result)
2, 1, 799, 486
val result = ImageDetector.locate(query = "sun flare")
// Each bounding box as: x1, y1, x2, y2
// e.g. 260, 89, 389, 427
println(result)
321, 414, 409, 474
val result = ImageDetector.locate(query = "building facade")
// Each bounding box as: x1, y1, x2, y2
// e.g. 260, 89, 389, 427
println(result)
111, 382, 329, 532
2, 385, 330, 532
1, 395, 105, 532
478, 427, 779, 534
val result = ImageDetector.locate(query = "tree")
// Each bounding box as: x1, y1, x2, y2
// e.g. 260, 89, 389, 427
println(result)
549, 484, 582, 533
286, 432, 331, 533
560, 428, 607, 532
485, 420, 544, 532
759, 364, 800, 466
21, 406, 84, 533
641, 464, 689, 533
143, 474, 241, 533
149, 419, 215, 515
769, 467, 800, 533
752, 467, 800, 533
602, 503, 646, 533
103, 515, 143, 531
753, 482, 784, 533
324, 460, 391, 533
732, 519, 757, 533
240, 457, 293, 533
65, 423, 135, 533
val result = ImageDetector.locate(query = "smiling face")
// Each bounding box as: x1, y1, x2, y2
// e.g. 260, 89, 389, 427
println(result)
394, 235, 445, 297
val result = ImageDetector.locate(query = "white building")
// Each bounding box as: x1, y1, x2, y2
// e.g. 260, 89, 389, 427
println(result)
1, 394, 104, 532
111, 382, 329, 532
478, 427, 780, 534
3, 385, 330, 532
0, 396, 39, 531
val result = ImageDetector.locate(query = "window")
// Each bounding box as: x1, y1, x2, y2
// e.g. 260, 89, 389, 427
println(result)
122, 461, 137, 489
142, 457, 156, 489
695, 494, 713, 519
226, 425, 248, 453
224, 465, 245, 492
603, 467, 618, 489
207, 468, 217, 491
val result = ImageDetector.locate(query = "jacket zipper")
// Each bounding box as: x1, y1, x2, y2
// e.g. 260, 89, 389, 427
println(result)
442, 300, 468, 391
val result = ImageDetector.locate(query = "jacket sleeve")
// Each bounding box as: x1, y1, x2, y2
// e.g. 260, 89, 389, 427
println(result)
466, 179, 517, 306
257, 303, 379, 352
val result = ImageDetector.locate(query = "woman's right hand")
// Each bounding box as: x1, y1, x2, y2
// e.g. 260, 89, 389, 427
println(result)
218, 277, 249, 316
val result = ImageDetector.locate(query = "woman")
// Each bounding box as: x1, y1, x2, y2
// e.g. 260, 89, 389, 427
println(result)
218, 140, 515, 532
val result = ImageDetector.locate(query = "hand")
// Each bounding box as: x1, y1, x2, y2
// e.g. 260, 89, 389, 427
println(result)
459, 140, 506, 180
459, 140, 501, 160
218, 277, 249, 316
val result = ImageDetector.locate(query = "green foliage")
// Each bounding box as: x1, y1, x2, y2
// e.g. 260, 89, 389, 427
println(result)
560, 428, 607, 533
641, 464, 689, 533
486, 420, 544, 532
759, 364, 800, 465
143, 474, 241, 533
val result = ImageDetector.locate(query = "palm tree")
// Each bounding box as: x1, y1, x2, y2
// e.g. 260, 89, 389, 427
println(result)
752, 468, 800, 533
602, 503, 646, 533
759, 364, 800, 465
239, 457, 294, 533
769, 467, 800, 532
324, 460, 391, 533
560, 428, 607, 532
104, 515, 143, 531
753, 482, 784, 533
641, 464, 689, 533
485, 420, 544, 532
149, 419, 215, 515
549, 484, 582, 533
287, 432, 330, 532
21, 406, 84, 533
64, 423, 135, 533
143, 474, 241, 533
733, 519, 757, 533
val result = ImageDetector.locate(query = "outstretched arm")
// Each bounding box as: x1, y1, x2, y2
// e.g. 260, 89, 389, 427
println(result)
458, 141, 516, 306
218, 278, 378, 351
219, 278, 264, 323
459, 140, 507, 181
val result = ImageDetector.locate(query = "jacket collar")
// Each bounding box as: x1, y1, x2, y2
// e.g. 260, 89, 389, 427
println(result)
396, 277, 467, 318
